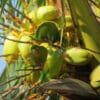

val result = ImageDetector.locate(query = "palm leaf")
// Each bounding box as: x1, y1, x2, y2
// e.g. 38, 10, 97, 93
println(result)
67, 0, 100, 62
0, 0, 8, 16
39, 78, 100, 99
0, 58, 24, 92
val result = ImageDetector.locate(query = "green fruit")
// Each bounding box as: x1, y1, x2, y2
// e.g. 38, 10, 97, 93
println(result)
65, 47, 93, 65
22, 18, 35, 32
40, 43, 56, 53
27, 6, 58, 25
55, 15, 73, 29
65, 15, 73, 28
3, 34, 19, 63
90, 65, 100, 88
43, 49, 64, 78
28, 10, 37, 24
18, 35, 32, 59
37, 6, 58, 24
40, 43, 50, 49
18, 35, 33, 66
34, 21, 60, 43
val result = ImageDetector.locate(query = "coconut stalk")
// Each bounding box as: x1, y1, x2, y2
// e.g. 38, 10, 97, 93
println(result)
67, 0, 100, 62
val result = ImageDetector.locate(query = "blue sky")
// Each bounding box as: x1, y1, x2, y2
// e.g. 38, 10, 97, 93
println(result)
0, 45, 6, 75
0, 0, 17, 76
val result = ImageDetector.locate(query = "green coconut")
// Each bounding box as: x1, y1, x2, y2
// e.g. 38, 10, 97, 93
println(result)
65, 47, 93, 65
18, 35, 32, 59
37, 6, 58, 24
90, 64, 100, 88
3, 34, 19, 63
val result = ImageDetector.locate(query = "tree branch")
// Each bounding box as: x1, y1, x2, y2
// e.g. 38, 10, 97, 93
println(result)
89, 0, 100, 9
0, 54, 13, 57
0, 72, 32, 86
7, 3, 33, 23
16, 67, 42, 72
0, 83, 23, 97
0, 35, 41, 44
0, 22, 20, 32
0, 42, 4, 45
83, 47, 100, 54
14, 81, 40, 100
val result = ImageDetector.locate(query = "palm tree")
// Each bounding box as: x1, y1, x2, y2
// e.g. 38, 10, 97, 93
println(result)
0, 0, 100, 99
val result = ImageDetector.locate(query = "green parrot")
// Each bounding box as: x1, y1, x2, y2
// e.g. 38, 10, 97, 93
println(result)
34, 21, 60, 43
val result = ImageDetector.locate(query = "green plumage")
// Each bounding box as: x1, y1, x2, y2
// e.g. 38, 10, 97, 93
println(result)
34, 22, 60, 43
43, 49, 64, 79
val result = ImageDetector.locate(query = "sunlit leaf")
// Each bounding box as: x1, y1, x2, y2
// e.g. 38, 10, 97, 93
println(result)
0, 18, 4, 24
